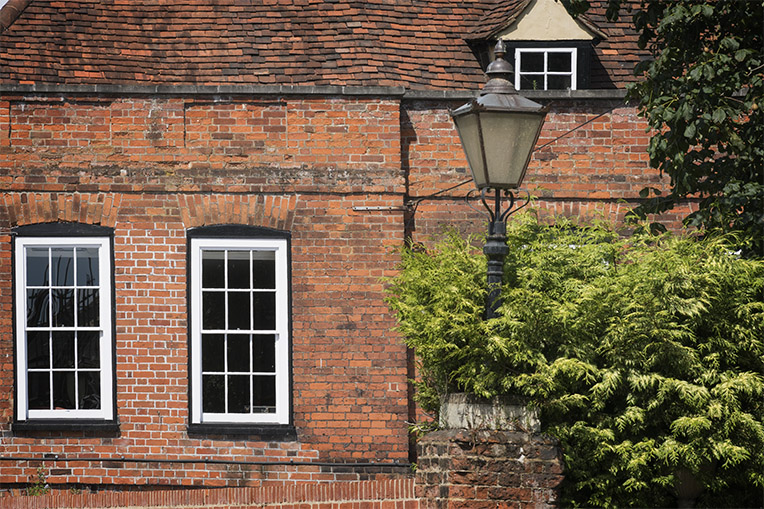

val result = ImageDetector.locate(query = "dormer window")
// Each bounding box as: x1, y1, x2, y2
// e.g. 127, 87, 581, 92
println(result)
515, 48, 577, 90
466, 0, 607, 91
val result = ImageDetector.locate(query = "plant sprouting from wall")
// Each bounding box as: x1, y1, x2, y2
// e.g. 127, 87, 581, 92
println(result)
25, 467, 50, 496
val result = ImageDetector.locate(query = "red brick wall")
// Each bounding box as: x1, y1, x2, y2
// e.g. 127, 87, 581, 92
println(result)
0, 96, 400, 171
0, 90, 668, 491
0, 94, 409, 490
402, 100, 693, 242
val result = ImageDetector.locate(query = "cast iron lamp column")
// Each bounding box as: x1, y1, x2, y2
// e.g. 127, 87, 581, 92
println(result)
451, 41, 548, 319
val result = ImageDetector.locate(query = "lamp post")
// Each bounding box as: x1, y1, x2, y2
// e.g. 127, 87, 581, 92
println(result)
451, 41, 547, 319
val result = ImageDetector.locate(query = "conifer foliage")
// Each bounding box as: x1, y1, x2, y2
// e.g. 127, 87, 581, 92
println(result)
386, 215, 764, 506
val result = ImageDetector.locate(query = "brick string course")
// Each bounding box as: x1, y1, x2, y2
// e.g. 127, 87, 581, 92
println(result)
0, 93, 675, 491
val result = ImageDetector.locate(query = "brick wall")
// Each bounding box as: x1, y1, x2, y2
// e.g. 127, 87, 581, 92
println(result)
402, 99, 693, 242
0, 90, 666, 491
416, 430, 564, 508
0, 96, 400, 171
0, 93, 409, 490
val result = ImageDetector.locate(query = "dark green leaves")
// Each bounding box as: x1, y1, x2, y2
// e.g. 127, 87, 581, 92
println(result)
617, 0, 764, 256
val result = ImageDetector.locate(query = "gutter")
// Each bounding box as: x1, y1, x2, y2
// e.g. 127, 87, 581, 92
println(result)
0, 83, 627, 101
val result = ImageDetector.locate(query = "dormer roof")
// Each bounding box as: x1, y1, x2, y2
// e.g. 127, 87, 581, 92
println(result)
467, 0, 607, 42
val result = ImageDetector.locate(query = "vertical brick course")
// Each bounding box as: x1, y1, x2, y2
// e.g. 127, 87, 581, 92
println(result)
0, 478, 419, 508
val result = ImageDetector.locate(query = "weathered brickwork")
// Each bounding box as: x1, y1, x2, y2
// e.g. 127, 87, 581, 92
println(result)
0, 91, 667, 492
416, 430, 564, 509
0, 96, 401, 173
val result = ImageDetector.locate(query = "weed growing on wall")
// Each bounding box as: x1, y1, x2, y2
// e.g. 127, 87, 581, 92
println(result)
25, 467, 50, 496
386, 213, 764, 507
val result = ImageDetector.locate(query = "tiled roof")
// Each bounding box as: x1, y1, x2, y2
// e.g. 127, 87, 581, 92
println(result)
0, 0, 645, 90
582, 4, 647, 88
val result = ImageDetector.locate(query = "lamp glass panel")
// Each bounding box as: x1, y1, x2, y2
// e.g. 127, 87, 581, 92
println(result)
452, 112, 487, 188
479, 111, 544, 188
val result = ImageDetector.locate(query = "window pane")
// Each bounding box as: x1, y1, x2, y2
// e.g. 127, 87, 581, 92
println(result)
76, 248, 99, 286
27, 331, 50, 369
52, 289, 75, 327
202, 375, 225, 413
78, 331, 100, 368
202, 251, 225, 289
227, 251, 250, 289
78, 372, 101, 409
52, 371, 76, 409
77, 289, 100, 327
548, 52, 572, 72
28, 372, 50, 410
51, 248, 74, 287
26, 248, 49, 286
227, 375, 250, 413
228, 292, 251, 330
548, 75, 572, 90
227, 334, 250, 372
519, 52, 543, 72
77, 372, 100, 409
519, 74, 543, 91
253, 293, 276, 330
52, 331, 75, 368
252, 335, 276, 372
252, 375, 276, 411
27, 289, 50, 327
202, 291, 225, 330
252, 253, 275, 289
202, 334, 225, 372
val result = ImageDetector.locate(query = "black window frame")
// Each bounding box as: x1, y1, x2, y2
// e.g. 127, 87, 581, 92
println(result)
185, 224, 295, 439
11, 222, 119, 433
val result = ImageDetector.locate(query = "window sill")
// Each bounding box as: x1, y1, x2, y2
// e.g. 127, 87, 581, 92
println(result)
13, 419, 120, 434
187, 423, 297, 441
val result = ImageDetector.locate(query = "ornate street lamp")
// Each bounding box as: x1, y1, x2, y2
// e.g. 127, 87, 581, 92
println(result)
451, 41, 547, 319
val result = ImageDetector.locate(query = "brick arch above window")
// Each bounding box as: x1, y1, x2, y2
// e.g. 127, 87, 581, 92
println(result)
177, 194, 298, 232
0, 193, 122, 227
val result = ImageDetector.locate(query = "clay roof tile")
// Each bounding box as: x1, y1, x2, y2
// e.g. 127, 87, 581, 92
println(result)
0, 0, 644, 90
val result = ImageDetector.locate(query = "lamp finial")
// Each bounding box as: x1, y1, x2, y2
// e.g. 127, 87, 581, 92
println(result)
483, 40, 516, 94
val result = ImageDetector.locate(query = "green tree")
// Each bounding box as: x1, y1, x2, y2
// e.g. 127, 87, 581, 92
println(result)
387, 215, 764, 506
571, 0, 764, 255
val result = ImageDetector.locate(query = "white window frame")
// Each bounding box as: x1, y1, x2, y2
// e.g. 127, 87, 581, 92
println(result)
514, 47, 577, 91
14, 237, 114, 422
189, 237, 290, 425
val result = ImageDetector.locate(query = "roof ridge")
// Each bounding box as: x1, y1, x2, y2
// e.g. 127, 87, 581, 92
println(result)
0, 0, 31, 34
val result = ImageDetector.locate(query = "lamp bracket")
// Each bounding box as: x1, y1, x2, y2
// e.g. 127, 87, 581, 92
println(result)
474, 188, 530, 229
